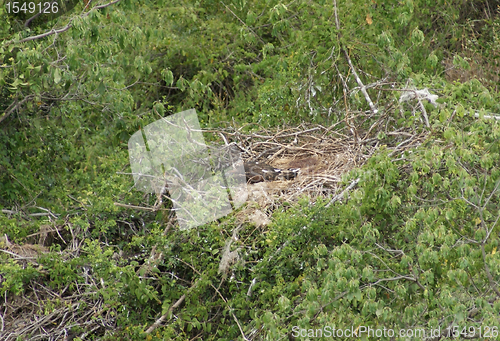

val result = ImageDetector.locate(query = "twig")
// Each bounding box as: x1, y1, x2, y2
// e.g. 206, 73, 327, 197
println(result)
113, 202, 157, 211
145, 294, 186, 334
333, 0, 378, 115
220, 1, 265, 45
16, 20, 73, 44
176, 258, 250, 340
325, 178, 360, 207
0, 95, 34, 123
1, 208, 59, 218
0, 249, 37, 260
417, 97, 430, 128
481, 243, 500, 298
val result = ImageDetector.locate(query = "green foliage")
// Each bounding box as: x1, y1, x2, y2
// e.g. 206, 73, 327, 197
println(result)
0, 259, 40, 295
247, 116, 500, 338
1, 0, 500, 339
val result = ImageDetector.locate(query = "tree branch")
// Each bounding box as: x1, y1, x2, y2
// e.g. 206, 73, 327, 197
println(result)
145, 294, 186, 334
333, 0, 378, 115
0, 95, 34, 123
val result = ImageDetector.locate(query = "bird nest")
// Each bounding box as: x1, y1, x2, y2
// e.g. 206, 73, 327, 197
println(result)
213, 124, 371, 211
207, 123, 428, 225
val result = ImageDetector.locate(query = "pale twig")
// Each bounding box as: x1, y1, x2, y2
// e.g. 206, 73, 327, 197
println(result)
481, 243, 500, 298
325, 178, 360, 207
113, 202, 157, 211
333, 0, 378, 115
175, 258, 250, 340
220, 1, 265, 44
145, 294, 186, 334
0, 95, 35, 123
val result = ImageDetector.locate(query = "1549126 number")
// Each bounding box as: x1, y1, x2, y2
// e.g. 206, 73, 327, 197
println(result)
5, 1, 59, 14
5, 0, 80, 32
446, 325, 498, 338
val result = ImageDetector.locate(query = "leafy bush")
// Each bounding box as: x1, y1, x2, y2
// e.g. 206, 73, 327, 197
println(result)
1, 0, 500, 339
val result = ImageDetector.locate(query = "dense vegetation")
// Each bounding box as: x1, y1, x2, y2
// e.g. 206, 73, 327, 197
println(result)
1, 0, 500, 339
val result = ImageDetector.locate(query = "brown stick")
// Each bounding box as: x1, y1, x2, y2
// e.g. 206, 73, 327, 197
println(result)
145, 294, 186, 334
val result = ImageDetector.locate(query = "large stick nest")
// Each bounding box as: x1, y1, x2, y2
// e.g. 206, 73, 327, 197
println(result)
212, 123, 426, 209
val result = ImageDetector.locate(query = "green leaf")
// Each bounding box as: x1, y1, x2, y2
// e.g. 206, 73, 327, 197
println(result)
54, 68, 61, 84
411, 28, 425, 45
97, 81, 105, 94
162, 69, 174, 86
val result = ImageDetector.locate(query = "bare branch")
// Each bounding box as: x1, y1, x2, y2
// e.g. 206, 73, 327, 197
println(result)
481, 242, 500, 298
220, 1, 265, 45
0, 95, 35, 123
333, 0, 378, 115
145, 294, 186, 334
325, 177, 360, 207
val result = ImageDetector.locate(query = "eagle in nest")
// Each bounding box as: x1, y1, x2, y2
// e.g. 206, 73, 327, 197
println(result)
243, 161, 299, 184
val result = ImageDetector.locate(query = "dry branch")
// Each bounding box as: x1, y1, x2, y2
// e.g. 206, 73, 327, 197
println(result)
333, 0, 378, 116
